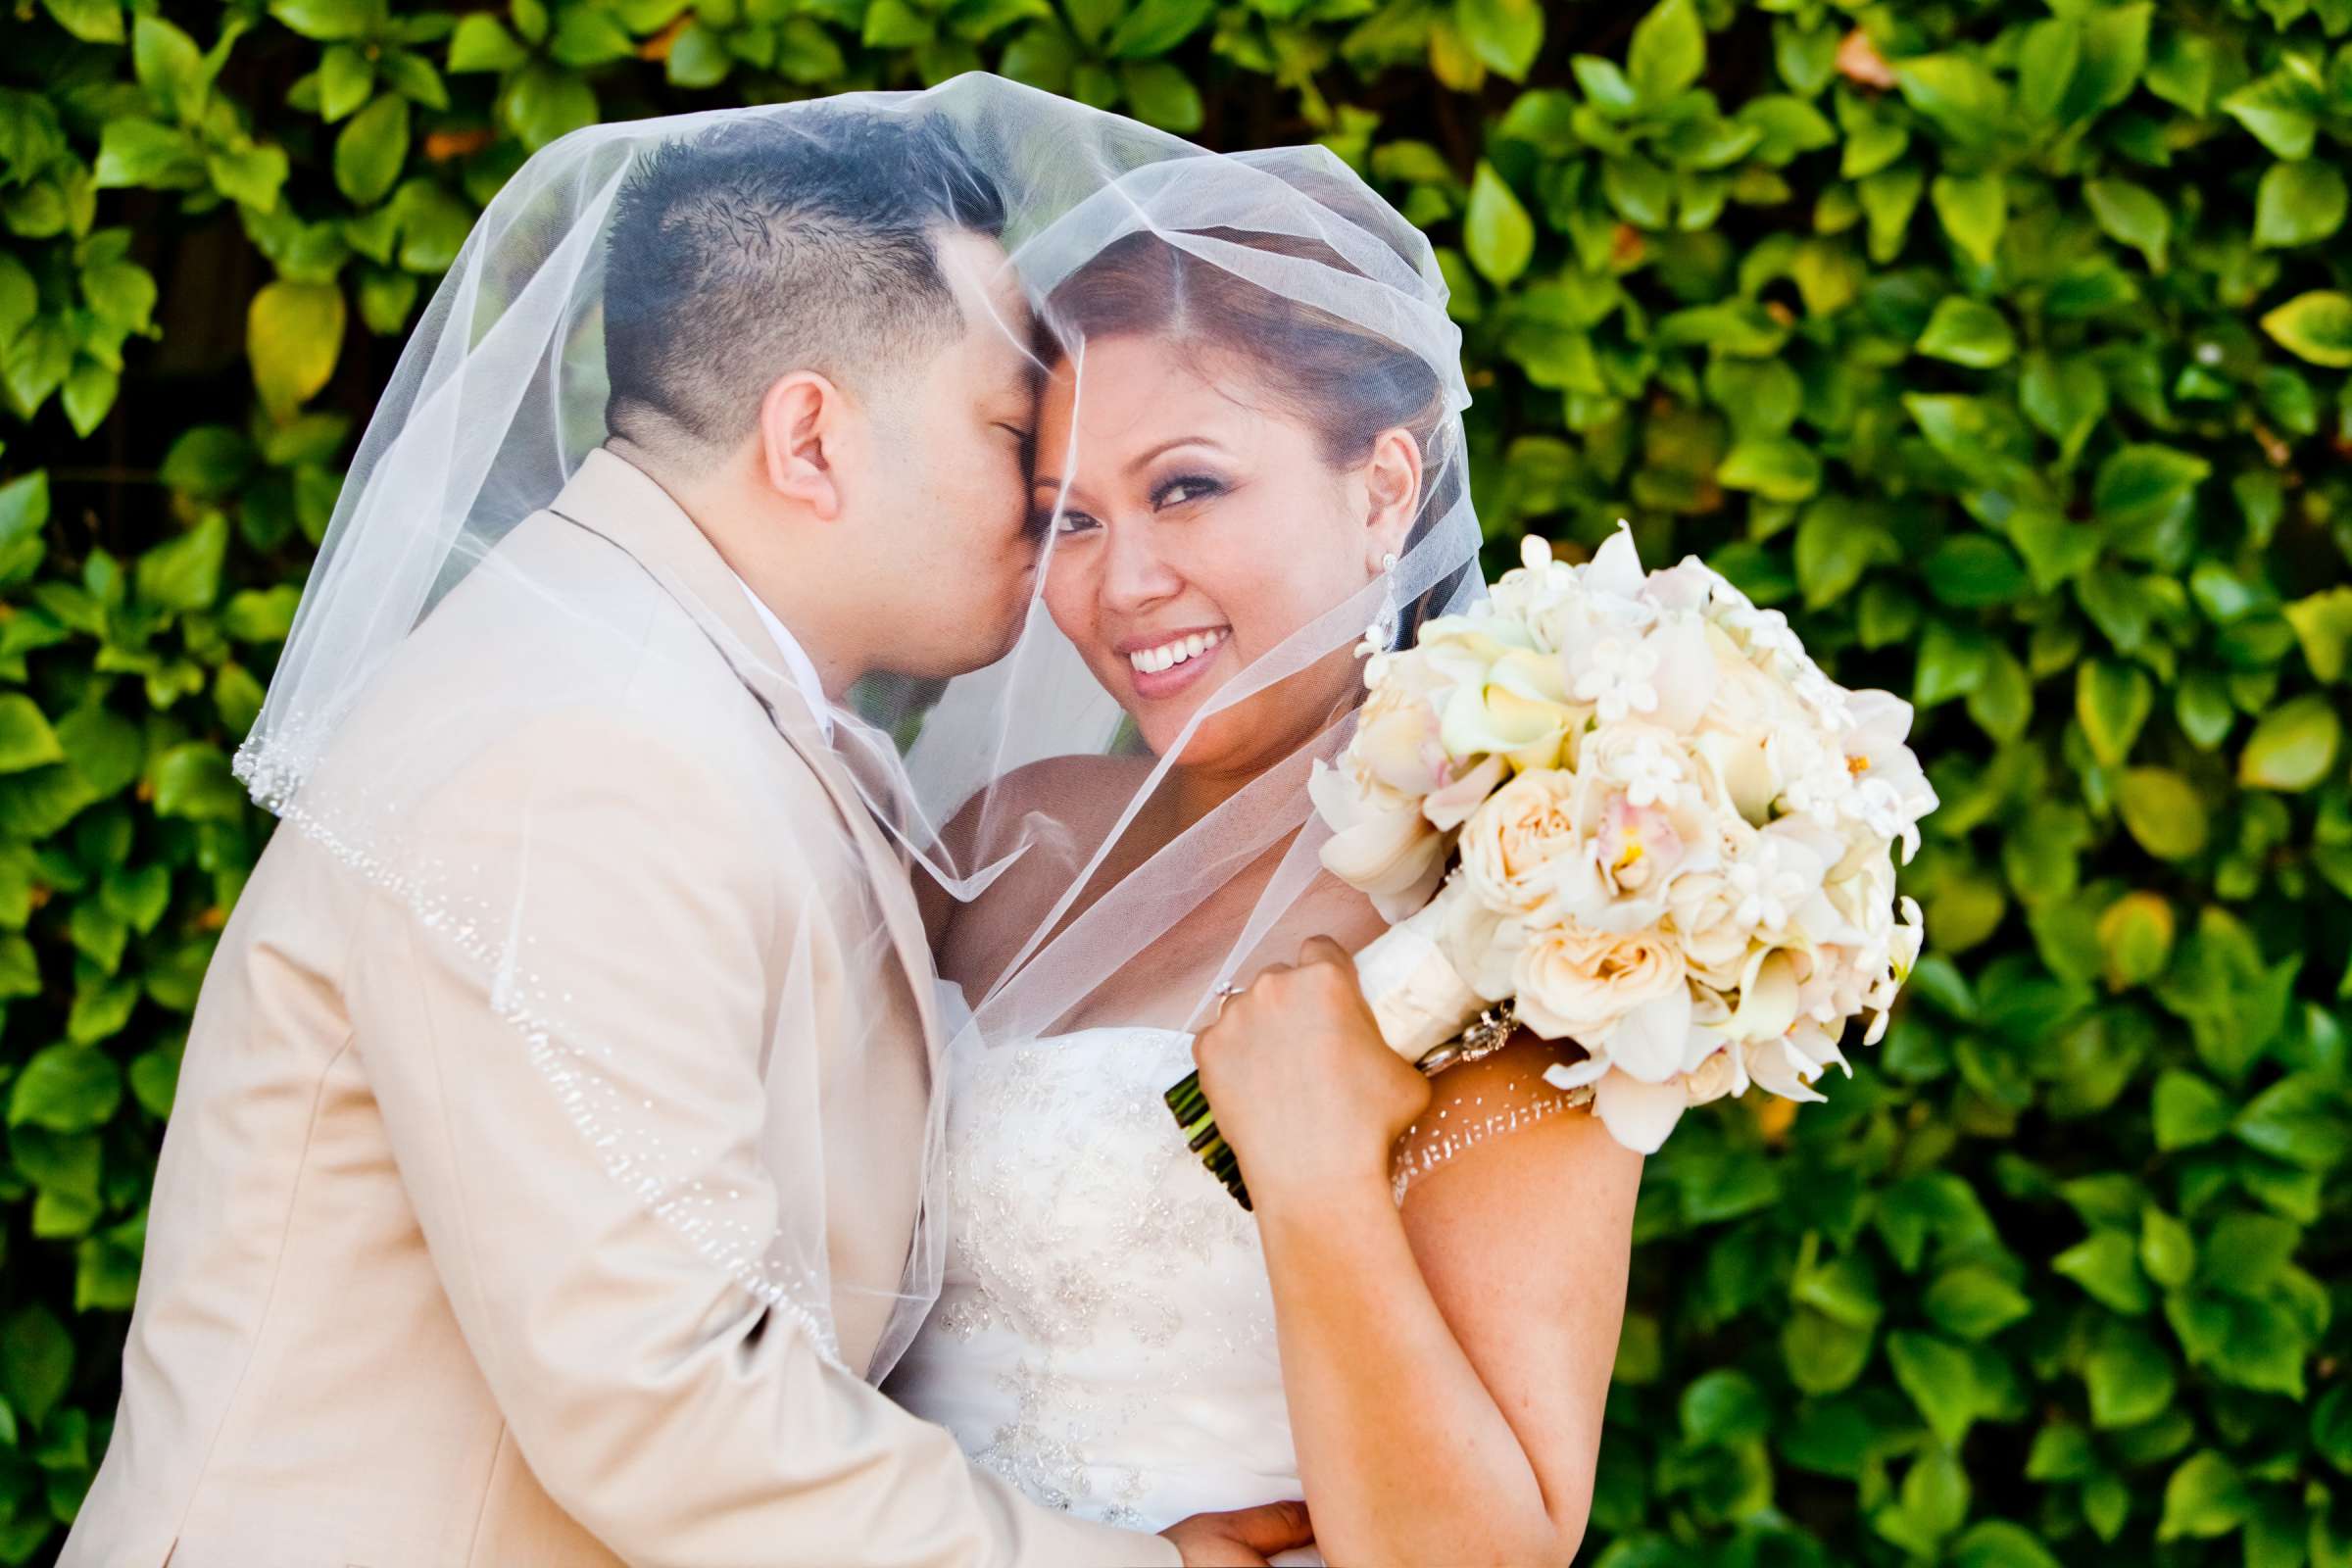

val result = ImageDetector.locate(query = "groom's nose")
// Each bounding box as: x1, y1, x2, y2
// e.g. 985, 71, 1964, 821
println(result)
1100, 519, 1182, 612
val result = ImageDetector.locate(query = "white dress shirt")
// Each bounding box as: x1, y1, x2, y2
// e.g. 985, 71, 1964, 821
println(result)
732, 574, 832, 741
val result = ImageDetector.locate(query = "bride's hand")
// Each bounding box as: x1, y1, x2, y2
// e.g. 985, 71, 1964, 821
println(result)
1161, 1500, 1314, 1566
1193, 937, 1431, 1206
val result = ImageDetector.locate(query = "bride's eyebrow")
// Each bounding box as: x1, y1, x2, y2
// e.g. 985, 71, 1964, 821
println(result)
1124, 435, 1224, 474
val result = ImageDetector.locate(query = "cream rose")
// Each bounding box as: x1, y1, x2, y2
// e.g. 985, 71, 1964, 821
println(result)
1513, 920, 1688, 1049
1460, 768, 1582, 917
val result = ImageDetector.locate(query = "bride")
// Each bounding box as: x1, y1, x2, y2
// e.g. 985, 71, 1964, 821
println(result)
885, 147, 1642, 1565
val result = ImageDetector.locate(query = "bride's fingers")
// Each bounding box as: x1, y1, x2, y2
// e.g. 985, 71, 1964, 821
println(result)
1296, 934, 1350, 968
1223, 1499, 1314, 1553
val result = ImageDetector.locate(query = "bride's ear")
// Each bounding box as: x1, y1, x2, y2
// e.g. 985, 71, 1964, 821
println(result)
1362, 426, 1422, 566
757, 372, 845, 521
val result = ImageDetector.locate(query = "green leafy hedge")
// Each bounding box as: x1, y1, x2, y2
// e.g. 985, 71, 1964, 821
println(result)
1, 0, 2348, 1561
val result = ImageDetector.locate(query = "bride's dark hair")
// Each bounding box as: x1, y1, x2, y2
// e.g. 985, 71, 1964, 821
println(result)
1037, 213, 1468, 646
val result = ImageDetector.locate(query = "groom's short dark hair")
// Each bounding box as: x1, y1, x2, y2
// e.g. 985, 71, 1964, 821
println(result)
603, 109, 1007, 463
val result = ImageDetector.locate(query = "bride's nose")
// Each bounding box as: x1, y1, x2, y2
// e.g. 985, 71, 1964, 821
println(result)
1100, 517, 1183, 613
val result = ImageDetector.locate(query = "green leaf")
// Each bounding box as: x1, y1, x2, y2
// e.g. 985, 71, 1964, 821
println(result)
2262, 291, 2352, 368
1951, 1521, 2064, 1568
0, 1304, 72, 1429
1923, 1265, 2033, 1341
1627, 0, 1704, 106
248, 280, 346, 421
2238, 694, 2341, 792
1929, 172, 2004, 267
2154, 1069, 2231, 1150
41, 0, 122, 44
333, 93, 410, 208
2234, 1072, 2350, 1170
1783, 1306, 1874, 1395
132, 15, 205, 113
1895, 54, 2010, 150
2077, 660, 2152, 766
1680, 1368, 1767, 1446
151, 743, 245, 821
56, 704, 142, 799
1118, 61, 1201, 133
2315, 1386, 2352, 1475
2084, 1318, 2175, 1428
548, 7, 633, 67
2019, 353, 2108, 465
448, 13, 527, 72
160, 426, 256, 500
2254, 161, 2348, 249
1795, 496, 1897, 610
2093, 444, 2207, 532
1464, 163, 1534, 286
207, 143, 291, 212
2222, 69, 2321, 161
2117, 767, 2207, 860
502, 62, 597, 151
134, 514, 228, 612
2054, 1228, 2149, 1313
1451, 0, 1541, 81
93, 119, 207, 190
271, 0, 378, 40
2084, 179, 2170, 271
319, 42, 376, 121
1926, 535, 2028, 608
1716, 438, 1820, 503
1887, 1331, 1990, 1448
1915, 297, 2015, 368
2286, 586, 2352, 683
663, 23, 732, 88
9, 1044, 121, 1134
2139, 1206, 2195, 1289
2057, 3, 2149, 124
0, 696, 64, 776
2157, 1451, 2248, 1542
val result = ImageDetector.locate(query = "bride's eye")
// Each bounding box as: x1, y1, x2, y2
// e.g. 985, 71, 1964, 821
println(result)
1152, 473, 1224, 510
1043, 508, 1100, 537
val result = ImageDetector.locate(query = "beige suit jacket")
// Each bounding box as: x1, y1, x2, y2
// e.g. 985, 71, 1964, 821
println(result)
63, 452, 1177, 1568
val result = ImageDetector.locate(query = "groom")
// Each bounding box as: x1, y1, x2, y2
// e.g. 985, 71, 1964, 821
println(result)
65, 111, 1306, 1566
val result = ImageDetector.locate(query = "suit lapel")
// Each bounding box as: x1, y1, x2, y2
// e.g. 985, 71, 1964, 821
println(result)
544, 449, 944, 1057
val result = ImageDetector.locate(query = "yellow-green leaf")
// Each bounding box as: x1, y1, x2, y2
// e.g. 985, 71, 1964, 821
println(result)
2262, 291, 2352, 368
247, 279, 347, 421
2238, 694, 2341, 791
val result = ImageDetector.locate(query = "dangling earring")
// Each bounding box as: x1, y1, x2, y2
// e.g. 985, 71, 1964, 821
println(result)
1358, 551, 1401, 658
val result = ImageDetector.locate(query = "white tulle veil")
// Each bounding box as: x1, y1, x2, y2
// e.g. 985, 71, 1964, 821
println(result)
234, 73, 1483, 1377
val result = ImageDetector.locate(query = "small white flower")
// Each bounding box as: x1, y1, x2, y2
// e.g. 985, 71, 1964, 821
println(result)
1616, 734, 1688, 809
1726, 839, 1819, 933
1572, 637, 1661, 724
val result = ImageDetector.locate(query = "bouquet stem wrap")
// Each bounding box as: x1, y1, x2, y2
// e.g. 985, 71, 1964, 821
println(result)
1165, 892, 1486, 1209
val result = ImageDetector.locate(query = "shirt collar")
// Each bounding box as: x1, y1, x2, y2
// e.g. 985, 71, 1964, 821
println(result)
729, 573, 833, 741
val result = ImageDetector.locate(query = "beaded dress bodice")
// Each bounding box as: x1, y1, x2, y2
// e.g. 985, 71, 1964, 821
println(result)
885, 1027, 1315, 1554
887, 1022, 1588, 1561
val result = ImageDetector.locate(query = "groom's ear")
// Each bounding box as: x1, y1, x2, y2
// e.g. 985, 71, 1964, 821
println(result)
757, 372, 846, 522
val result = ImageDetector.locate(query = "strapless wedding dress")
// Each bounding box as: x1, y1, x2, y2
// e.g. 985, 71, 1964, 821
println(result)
887, 1026, 1322, 1562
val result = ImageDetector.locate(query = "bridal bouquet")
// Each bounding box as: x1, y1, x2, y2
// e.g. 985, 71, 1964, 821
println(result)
1169, 525, 1934, 1204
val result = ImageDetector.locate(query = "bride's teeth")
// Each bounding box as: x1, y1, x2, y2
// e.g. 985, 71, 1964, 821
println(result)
1129, 629, 1224, 677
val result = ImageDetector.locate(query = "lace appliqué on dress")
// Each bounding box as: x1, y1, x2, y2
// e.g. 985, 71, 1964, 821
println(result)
942, 1032, 1270, 1521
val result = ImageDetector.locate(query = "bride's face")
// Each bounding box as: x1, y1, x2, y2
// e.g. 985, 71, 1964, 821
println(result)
1034, 333, 1414, 771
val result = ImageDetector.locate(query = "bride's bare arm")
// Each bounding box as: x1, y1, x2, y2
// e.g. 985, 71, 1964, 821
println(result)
1195, 943, 1640, 1567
